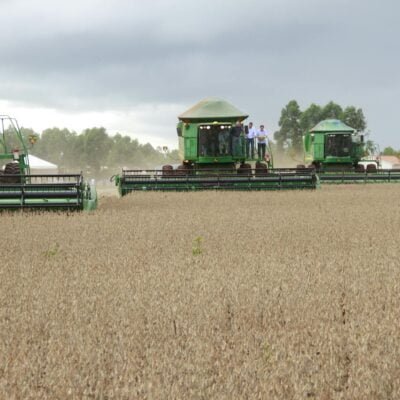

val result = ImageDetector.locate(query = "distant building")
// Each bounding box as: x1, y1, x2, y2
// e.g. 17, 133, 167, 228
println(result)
359, 155, 400, 170
380, 156, 400, 169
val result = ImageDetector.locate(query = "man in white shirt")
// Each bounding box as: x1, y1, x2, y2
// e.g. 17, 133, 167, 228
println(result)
256, 125, 268, 160
246, 122, 256, 159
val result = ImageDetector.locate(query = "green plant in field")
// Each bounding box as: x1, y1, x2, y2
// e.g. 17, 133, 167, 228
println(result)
192, 236, 203, 256
43, 243, 60, 258
262, 340, 271, 363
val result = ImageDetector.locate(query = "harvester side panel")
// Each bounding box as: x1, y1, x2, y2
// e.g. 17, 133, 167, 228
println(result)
314, 134, 325, 161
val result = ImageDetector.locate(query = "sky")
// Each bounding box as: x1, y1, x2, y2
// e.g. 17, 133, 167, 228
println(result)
0, 0, 399, 150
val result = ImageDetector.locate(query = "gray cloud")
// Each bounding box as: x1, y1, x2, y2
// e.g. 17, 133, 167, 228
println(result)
0, 0, 399, 147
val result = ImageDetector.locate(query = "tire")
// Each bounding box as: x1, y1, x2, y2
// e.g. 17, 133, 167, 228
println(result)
162, 164, 174, 177
176, 164, 191, 176
255, 162, 268, 176
237, 163, 252, 176
355, 164, 365, 173
366, 164, 377, 173
311, 162, 320, 172
3, 162, 21, 183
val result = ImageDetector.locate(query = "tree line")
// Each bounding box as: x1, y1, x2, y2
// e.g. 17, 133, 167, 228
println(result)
8, 127, 179, 177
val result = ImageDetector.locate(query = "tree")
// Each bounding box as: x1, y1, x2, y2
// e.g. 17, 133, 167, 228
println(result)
32, 128, 77, 169
81, 127, 112, 174
166, 149, 180, 163
274, 100, 302, 154
342, 106, 366, 132
321, 101, 343, 120
1, 126, 38, 153
364, 140, 377, 156
299, 103, 322, 132
107, 134, 137, 168
382, 146, 397, 156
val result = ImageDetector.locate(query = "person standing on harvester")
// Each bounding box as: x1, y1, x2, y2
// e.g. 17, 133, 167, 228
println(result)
256, 124, 268, 160
246, 122, 256, 159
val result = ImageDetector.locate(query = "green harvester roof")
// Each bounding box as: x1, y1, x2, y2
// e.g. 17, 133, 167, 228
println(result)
178, 97, 248, 121
310, 119, 355, 133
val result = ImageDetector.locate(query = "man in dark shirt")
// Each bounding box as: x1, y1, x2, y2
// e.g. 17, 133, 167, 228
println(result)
230, 120, 243, 156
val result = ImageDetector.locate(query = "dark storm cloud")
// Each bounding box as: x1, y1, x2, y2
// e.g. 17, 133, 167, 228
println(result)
1, 0, 400, 146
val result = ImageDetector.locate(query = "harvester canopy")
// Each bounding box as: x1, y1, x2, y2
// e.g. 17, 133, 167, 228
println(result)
310, 119, 355, 133
178, 97, 248, 122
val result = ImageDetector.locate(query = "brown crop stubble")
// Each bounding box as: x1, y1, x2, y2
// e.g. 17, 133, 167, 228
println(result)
1, 185, 400, 399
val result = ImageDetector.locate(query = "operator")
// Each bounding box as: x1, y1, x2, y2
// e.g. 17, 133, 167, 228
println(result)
256, 124, 268, 161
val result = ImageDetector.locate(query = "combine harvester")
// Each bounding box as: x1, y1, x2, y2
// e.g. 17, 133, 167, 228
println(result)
303, 119, 400, 183
0, 116, 97, 210
113, 98, 317, 194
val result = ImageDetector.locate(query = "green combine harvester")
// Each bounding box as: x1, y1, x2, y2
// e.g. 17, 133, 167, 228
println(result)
0, 116, 97, 210
113, 98, 317, 194
303, 119, 400, 183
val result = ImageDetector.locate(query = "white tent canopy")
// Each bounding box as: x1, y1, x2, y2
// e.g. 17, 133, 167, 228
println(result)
28, 155, 58, 172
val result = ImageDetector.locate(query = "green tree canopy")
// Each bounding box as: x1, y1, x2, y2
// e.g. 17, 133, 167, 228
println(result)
26, 126, 178, 177
274, 100, 302, 153
342, 106, 367, 132
81, 127, 112, 174
34, 128, 77, 168
321, 101, 343, 120
299, 103, 322, 133
382, 146, 397, 156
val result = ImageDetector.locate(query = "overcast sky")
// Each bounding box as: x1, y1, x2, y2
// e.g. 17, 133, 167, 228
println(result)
0, 0, 399, 149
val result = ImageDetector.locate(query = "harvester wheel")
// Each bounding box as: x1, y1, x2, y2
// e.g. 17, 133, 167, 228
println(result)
355, 164, 365, 173
255, 162, 268, 176
311, 162, 320, 171
162, 164, 174, 177
237, 163, 252, 176
366, 164, 377, 173
176, 164, 191, 176
3, 162, 21, 183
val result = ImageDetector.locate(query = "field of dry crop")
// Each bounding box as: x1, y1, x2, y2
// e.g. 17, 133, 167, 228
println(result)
1, 185, 400, 399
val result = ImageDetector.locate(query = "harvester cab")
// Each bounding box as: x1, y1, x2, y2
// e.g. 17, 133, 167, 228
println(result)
0, 116, 97, 210
303, 119, 363, 171
113, 98, 317, 194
